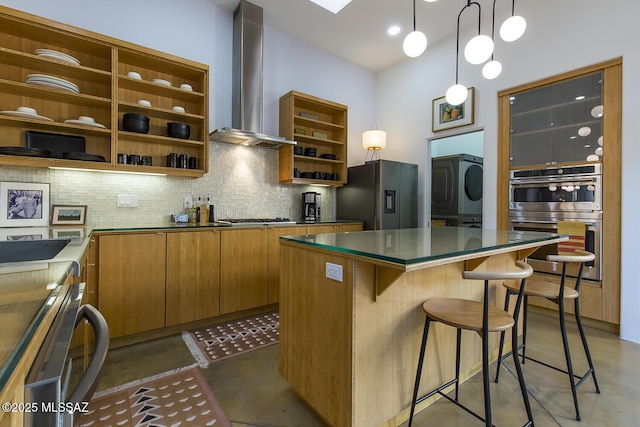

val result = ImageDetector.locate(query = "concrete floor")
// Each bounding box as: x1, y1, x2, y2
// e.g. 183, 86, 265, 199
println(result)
96, 311, 640, 427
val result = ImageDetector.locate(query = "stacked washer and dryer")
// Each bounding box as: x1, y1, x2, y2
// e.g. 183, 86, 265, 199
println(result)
431, 154, 483, 227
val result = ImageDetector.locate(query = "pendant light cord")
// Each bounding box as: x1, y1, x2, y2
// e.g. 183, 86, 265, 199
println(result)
455, 1, 483, 83
412, 0, 417, 31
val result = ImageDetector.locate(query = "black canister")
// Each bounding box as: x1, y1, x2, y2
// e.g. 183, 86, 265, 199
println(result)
167, 152, 178, 167
141, 155, 152, 166
208, 204, 215, 223
178, 153, 188, 168
188, 156, 197, 169
117, 153, 128, 164
128, 154, 140, 165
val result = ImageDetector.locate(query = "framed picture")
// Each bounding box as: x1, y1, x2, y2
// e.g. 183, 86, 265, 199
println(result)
50, 205, 87, 226
51, 227, 86, 244
0, 182, 50, 227
432, 87, 475, 132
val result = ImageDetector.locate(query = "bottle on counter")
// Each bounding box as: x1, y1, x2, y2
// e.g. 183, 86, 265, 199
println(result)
189, 193, 197, 223
199, 197, 207, 224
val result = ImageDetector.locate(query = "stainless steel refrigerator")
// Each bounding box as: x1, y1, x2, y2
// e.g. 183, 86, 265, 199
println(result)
337, 160, 418, 230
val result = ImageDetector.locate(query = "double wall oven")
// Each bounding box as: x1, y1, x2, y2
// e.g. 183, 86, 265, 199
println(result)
508, 164, 602, 281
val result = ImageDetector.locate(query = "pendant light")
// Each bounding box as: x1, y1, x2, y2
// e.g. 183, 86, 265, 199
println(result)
499, 0, 526, 42
403, 0, 427, 58
462, 1, 494, 65
482, 0, 502, 79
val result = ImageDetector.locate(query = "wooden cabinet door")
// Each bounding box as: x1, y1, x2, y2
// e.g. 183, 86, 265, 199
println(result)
220, 228, 268, 314
97, 233, 166, 338
335, 223, 363, 233
166, 230, 221, 326
267, 226, 308, 304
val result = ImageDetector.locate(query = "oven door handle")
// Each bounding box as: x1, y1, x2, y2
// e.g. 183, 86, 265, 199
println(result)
510, 219, 597, 228
67, 304, 109, 405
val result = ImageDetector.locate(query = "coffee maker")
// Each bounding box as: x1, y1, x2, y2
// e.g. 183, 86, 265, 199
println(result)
302, 192, 320, 223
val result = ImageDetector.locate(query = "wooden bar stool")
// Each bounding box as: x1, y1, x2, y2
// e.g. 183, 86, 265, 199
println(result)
494, 250, 601, 421
408, 261, 534, 427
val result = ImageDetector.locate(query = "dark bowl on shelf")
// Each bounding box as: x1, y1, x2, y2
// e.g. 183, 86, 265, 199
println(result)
304, 147, 317, 157
320, 153, 337, 160
167, 122, 191, 139
300, 172, 314, 179
293, 145, 304, 155
122, 113, 149, 134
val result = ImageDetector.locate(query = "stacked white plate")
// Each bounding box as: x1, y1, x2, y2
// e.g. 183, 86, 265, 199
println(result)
64, 115, 106, 128
35, 49, 80, 66
152, 78, 172, 87
26, 74, 80, 93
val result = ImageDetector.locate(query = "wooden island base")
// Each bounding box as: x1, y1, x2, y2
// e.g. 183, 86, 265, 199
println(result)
279, 229, 564, 427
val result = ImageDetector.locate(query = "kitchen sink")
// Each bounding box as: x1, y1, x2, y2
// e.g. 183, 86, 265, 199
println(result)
0, 239, 71, 264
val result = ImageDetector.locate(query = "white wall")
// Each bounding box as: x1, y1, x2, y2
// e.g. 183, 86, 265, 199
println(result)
378, 0, 640, 343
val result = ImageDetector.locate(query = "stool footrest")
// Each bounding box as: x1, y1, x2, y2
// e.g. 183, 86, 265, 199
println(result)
413, 378, 533, 427
498, 350, 598, 393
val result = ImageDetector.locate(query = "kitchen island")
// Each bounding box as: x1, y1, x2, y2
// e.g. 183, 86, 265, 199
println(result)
278, 227, 565, 427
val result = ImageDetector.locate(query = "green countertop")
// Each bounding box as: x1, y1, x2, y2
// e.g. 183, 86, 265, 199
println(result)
280, 227, 565, 269
0, 261, 75, 393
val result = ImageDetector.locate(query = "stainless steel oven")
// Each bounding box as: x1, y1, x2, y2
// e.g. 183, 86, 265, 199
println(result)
509, 211, 601, 282
509, 163, 602, 213
24, 283, 109, 427
509, 164, 603, 282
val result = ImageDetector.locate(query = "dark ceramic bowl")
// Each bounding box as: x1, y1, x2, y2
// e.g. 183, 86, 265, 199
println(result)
167, 122, 190, 139
122, 113, 149, 134
293, 145, 304, 155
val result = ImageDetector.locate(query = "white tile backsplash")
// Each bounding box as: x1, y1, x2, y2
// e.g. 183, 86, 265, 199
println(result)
0, 142, 335, 227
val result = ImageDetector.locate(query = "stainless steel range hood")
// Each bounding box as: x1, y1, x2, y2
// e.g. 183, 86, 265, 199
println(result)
209, 1, 295, 149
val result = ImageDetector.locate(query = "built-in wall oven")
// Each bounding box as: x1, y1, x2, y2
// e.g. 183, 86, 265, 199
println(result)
508, 164, 602, 282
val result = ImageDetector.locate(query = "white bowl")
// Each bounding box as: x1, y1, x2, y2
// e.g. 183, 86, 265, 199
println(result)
153, 78, 172, 87
78, 115, 95, 123
172, 106, 185, 113
17, 107, 38, 115
180, 83, 193, 91
137, 99, 152, 107
127, 71, 142, 79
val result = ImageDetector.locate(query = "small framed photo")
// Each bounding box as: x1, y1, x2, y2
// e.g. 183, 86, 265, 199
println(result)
432, 87, 475, 132
50, 205, 87, 226
51, 227, 86, 243
0, 182, 50, 227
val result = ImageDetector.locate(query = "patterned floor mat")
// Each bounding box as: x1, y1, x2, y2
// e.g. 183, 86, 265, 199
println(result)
77, 365, 230, 427
182, 311, 279, 368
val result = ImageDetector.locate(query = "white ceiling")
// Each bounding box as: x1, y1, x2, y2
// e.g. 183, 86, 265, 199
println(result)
208, 0, 475, 71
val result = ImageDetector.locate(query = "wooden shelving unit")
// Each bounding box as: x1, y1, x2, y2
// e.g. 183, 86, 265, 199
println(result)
279, 90, 347, 187
0, 5, 208, 177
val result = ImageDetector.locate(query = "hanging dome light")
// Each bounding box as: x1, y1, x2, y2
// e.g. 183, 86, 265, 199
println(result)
482, 60, 502, 79
586, 154, 599, 162
403, 30, 428, 57
598, 136, 603, 146
595, 146, 603, 156
464, 34, 494, 64
445, 83, 468, 105
499, 15, 526, 42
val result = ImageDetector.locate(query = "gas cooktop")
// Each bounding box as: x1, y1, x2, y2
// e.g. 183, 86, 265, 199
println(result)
218, 218, 297, 226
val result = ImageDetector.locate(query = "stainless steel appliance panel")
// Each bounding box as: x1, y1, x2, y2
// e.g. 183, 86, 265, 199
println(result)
337, 160, 418, 230
508, 211, 601, 281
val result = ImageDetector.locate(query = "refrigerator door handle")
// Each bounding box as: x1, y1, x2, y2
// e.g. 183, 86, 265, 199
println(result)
384, 190, 396, 214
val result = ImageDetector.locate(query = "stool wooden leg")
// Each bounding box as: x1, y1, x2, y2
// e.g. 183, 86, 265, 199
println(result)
409, 316, 431, 427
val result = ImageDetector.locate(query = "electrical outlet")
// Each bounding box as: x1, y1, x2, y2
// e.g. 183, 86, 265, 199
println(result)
325, 262, 343, 282
117, 194, 139, 207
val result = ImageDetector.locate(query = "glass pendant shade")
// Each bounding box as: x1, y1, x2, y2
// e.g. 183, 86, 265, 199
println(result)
403, 30, 427, 57
362, 130, 387, 150
499, 15, 526, 42
464, 35, 494, 64
445, 84, 468, 105
591, 105, 604, 118
482, 60, 502, 79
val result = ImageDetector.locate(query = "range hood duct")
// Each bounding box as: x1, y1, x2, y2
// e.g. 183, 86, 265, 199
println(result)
209, 1, 295, 149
